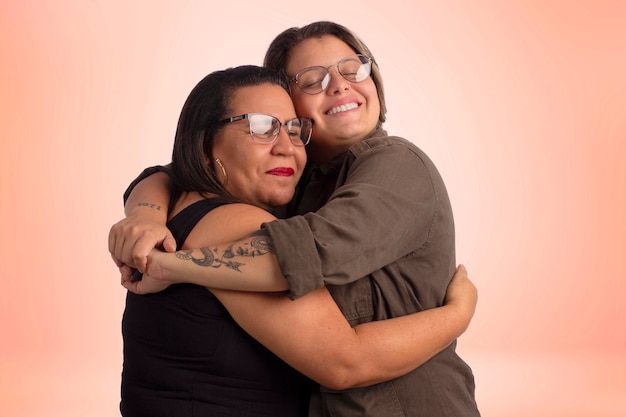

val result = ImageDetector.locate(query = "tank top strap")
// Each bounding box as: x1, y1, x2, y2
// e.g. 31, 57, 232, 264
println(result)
167, 198, 231, 249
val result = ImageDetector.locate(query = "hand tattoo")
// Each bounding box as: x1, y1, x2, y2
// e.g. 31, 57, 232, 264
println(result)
175, 230, 274, 272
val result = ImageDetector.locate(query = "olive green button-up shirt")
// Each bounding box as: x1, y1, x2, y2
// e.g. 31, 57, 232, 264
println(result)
263, 128, 480, 417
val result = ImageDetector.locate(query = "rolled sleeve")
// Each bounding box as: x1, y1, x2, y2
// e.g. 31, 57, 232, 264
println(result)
264, 135, 445, 300
262, 216, 324, 299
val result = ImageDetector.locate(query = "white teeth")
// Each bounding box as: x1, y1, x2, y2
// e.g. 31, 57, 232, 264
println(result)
327, 102, 358, 115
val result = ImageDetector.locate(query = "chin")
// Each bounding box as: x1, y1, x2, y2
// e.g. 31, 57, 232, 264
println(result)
263, 195, 291, 209
272, 199, 292, 208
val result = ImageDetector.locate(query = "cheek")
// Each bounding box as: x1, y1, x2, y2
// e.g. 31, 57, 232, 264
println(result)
292, 94, 317, 118
233, 155, 259, 180
217, 150, 258, 187
295, 149, 307, 173
365, 83, 381, 110
212, 138, 235, 163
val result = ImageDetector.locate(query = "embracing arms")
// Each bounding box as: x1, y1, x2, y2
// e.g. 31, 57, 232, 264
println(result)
209, 266, 476, 389
111, 140, 456, 300
122, 199, 478, 390
111, 173, 478, 389
110, 168, 287, 292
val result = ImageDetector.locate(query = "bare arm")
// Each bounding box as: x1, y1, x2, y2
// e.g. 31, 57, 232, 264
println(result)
134, 229, 287, 292
121, 200, 478, 389
111, 142, 453, 299
211, 265, 476, 389
109, 171, 175, 272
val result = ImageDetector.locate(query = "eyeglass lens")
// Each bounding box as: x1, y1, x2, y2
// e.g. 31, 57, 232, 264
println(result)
248, 114, 311, 145
295, 55, 372, 94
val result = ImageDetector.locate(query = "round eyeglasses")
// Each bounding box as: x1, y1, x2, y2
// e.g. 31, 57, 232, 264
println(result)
291, 54, 373, 95
215, 113, 313, 146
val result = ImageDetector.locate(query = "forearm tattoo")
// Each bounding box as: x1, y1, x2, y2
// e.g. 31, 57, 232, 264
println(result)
137, 202, 161, 210
175, 229, 275, 272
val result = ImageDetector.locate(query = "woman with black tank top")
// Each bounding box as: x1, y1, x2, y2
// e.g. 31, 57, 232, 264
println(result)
116, 65, 477, 416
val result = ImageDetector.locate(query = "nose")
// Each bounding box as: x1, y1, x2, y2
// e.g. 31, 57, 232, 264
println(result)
325, 66, 350, 94
271, 127, 296, 154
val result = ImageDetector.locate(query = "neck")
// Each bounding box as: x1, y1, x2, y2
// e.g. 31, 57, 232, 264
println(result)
308, 145, 348, 165
308, 128, 380, 165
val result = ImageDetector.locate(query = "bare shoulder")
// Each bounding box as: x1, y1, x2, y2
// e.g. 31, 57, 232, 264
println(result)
185, 202, 277, 248
213, 203, 277, 223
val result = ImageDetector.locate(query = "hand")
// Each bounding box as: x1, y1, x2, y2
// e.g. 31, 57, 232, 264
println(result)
444, 264, 478, 332
121, 249, 172, 294
108, 214, 177, 272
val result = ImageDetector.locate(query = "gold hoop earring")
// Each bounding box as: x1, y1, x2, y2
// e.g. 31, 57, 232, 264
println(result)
214, 158, 228, 187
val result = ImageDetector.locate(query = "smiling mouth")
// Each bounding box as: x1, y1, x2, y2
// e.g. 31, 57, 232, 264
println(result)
326, 102, 359, 115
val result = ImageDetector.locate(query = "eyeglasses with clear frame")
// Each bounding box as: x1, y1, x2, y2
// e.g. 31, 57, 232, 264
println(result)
215, 113, 313, 146
291, 54, 373, 95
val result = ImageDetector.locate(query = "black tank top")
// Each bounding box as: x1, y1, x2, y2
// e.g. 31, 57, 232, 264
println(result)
120, 198, 310, 417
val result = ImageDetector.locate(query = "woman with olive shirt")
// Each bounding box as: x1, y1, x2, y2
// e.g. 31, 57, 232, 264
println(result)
113, 22, 480, 417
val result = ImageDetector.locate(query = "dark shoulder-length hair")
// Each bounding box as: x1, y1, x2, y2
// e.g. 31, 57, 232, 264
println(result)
263, 21, 387, 127
169, 65, 290, 205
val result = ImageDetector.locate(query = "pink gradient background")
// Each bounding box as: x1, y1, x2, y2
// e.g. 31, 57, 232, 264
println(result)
1, 1, 625, 416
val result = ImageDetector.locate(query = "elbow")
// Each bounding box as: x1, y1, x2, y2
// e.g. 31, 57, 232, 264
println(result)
316, 362, 368, 390
319, 370, 353, 391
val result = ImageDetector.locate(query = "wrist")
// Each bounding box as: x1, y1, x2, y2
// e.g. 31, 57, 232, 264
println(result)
444, 303, 471, 337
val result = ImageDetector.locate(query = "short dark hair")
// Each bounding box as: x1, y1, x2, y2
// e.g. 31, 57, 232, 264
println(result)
169, 65, 290, 204
263, 21, 387, 127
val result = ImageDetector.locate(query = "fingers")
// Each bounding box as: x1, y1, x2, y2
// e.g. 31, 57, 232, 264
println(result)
130, 228, 176, 268
111, 254, 125, 268
120, 264, 144, 294
162, 233, 177, 253
122, 278, 140, 294
445, 263, 477, 306
129, 237, 152, 273
443, 264, 478, 335
121, 271, 170, 295
449, 264, 468, 284
109, 219, 136, 267
119, 264, 134, 284
109, 219, 169, 271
